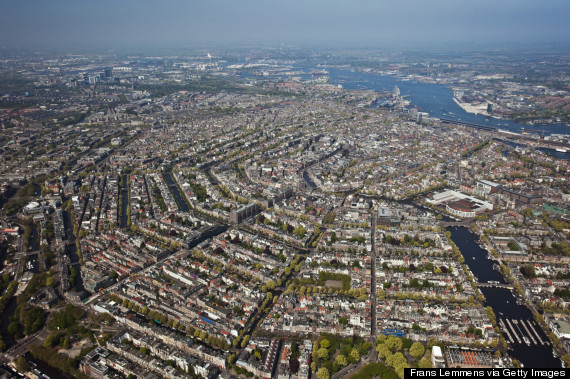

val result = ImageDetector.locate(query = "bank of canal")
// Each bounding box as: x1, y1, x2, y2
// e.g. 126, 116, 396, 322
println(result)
448, 226, 561, 368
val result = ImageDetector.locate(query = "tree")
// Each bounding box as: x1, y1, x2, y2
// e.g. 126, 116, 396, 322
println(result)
335, 354, 348, 367
562, 354, 570, 367
409, 342, 425, 359
43, 332, 63, 348
320, 339, 331, 349
45, 276, 55, 287
8, 321, 21, 338
418, 356, 433, 368
377, 344, 391, 359
387, 352, 406, 368
385, 336, 403, 352
316, 347, 329, 359
14, 356, 29, 373
316, 367, 330, 379
349, 348, 360, 362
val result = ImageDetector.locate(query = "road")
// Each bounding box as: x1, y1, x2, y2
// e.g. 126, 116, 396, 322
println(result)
331, 338, 377, 379
330, 212, 379, 379
370, 211, 377, 338
0, 327, 49, 365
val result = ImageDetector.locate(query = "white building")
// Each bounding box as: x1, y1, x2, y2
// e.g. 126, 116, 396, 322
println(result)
432, 346, 445, 368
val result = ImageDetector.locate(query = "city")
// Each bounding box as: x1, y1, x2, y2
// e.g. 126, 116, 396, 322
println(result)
1, 1, 570, 378
0, 47, 569, 378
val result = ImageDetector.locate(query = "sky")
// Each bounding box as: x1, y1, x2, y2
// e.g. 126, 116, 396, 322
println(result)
1, 0, 569, 51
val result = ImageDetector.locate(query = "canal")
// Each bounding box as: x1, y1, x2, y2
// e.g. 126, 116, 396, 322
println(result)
163, 172, 189, 212
25, 352, 74, 378
303, 171, 317, 188
448, 226, 561, 368
119, 174, 129, 228
63, 210, 85, 292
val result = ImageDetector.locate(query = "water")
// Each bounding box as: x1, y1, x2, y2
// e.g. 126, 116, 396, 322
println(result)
0, 297, 17, 349
447, 227, 504, 284
323, 67, 570, 137
29, 224, 39, 251
499, 139, 569, 160
238, 62, 569, 139
163, 172, 189, 212
25, 352, 73, 378
303, 171, 316, 188
119, 174, 129, 228
62, 210, 85, 292
448, 227, 561, 368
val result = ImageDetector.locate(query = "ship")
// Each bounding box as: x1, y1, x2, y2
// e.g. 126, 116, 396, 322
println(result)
556, 148, 567, 153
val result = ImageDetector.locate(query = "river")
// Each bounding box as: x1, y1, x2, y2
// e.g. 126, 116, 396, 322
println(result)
448, 226, 561, 368
324, 65, 569, 137
239, 62, 570, 153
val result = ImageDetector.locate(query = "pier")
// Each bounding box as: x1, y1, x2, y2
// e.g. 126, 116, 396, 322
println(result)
499, 319, 515, 344
504, 318, 522, 344
526, 320, 546, 345
514, 319, 537, 345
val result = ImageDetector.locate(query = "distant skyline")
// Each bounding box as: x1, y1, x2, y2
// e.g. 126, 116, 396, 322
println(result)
1, 0, 569, 51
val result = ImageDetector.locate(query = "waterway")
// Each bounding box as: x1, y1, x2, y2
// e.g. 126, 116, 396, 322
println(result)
119, 174, 129, 228
63, 210, 85, 292
303, 171, 316, 188
499, 139, 569, 160
239, 63, 569, 156
448, 226, 561, 368
163, 172, 189, 212
25, 352, 74, 379
0, 297, 17, 349
324, 67, 569, 136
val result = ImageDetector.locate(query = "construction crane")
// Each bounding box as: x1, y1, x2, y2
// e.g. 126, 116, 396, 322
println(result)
520, 127, 546, 139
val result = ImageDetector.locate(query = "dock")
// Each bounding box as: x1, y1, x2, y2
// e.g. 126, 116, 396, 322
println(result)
499, 319, 515, 344
525, 319, 546, 345
515, 319, 537, 345
504, 318, 522, 344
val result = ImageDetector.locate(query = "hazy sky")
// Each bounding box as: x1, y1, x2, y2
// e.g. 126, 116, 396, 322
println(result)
1, 0, 569, 50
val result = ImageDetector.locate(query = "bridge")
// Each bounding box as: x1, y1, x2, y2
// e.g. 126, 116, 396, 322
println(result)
476, 282, 513, 289
440, 118, 497, 132
439, 118, 570, 150
439, 221, 471, 228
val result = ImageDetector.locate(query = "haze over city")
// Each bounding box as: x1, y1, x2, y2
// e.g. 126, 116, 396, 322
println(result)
1, 0, 569, 50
